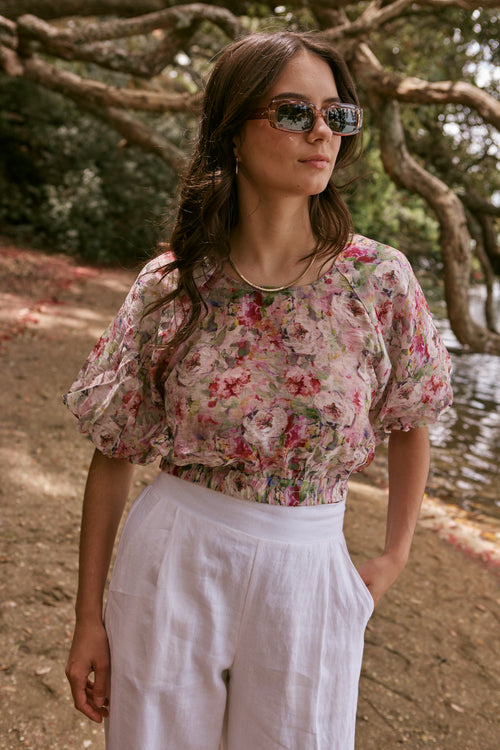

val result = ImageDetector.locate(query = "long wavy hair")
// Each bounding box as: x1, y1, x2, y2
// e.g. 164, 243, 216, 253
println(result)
149, 31, 362, 353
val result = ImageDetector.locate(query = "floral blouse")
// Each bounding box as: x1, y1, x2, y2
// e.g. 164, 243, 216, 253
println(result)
64, 235, 452, 506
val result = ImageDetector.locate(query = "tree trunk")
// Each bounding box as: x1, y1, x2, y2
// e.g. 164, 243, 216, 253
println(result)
367, 95, 500, 354
466, 214, 498, 334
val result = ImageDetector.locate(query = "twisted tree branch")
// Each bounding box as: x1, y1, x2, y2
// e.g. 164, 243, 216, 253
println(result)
84, 104, 188, 171
354, 44, 500, 130
17, 4, 241, 45
2, 0, 499, 22
0, 2, 175, 20
23, 56, 202, 114
462, 192, 500, 218
369, 95, 500, 353
466, 212, 498, 333
13, 53, 188, 172
14, 6, 239, 76
323, 0, 413, 40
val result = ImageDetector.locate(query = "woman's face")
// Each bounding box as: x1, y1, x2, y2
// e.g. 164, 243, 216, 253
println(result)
233, 50, 343, 203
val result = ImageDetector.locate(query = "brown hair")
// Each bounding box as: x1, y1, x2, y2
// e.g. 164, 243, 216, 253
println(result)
150, 31, 362, 352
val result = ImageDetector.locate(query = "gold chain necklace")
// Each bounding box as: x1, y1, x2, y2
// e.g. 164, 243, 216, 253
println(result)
227, 255, 315, 293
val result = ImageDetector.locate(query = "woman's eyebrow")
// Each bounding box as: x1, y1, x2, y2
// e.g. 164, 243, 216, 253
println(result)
273, 92, 342, 103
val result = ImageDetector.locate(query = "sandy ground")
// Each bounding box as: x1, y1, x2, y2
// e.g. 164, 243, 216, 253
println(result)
1, 244, 499, 750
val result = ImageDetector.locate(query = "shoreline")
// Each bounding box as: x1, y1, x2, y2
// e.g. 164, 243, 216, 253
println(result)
419, 492, 500, 577
348, 478, 500, 578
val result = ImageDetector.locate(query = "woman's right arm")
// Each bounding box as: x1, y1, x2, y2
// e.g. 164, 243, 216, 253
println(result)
65, 448, 135, 723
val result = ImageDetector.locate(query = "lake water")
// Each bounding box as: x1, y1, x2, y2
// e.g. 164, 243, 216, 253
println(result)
427, 284, 500, 520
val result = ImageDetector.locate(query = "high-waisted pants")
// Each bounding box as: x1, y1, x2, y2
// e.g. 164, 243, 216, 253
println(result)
104, 473, 374, 750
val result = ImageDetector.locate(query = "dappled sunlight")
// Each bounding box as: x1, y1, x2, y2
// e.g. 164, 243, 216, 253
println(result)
26, 301, 117, 340
0, 264, 134, 347
0, 442, 86, 505
1, 296, 111, 339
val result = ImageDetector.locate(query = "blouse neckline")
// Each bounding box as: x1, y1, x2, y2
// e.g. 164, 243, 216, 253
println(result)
218, 254, 340, 294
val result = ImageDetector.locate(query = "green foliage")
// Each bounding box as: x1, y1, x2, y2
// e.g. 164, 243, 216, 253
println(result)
0, 76, 183, 266
343, 128, 440, 263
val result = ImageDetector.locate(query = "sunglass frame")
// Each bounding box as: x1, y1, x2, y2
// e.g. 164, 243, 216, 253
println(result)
248, 97, 363, 136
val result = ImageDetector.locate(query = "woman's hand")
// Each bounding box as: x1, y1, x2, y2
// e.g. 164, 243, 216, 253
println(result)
357, 552, 407, 607
65, 620, 111, 723
357, 427, 431, 607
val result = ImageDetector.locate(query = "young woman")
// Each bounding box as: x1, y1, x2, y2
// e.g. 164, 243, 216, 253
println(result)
64, 31, 452, 750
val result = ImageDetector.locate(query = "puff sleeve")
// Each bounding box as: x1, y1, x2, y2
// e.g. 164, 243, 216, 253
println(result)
63, 255, 176, 463
367, 248, 452, 443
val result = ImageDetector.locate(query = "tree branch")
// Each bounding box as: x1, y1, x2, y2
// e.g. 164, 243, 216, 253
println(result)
0, 2, 172, 21
16, 54, 187, 172
12, 20, 192, 78
2, 0, 499, 23
18, 34, 172, 77
461, 192, 500, 219
0, 41, 22, 74
354, 43, 500, 131
15, 7, 240, 77
17, 5, 241, 45
85, 103, 188, 172
0, 13, 16, 45
323, 0, 414, 41
368, 94, 500, 354
23, 56, 202, 114
466, 211, 499, 333
413, 0, 499, 8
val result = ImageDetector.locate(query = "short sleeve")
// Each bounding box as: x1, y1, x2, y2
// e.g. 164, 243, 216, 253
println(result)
63, 255, 176, 463
368, 251, 452, 443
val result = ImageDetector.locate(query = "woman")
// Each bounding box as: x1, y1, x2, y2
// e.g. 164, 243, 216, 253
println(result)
64, 31, 452, 750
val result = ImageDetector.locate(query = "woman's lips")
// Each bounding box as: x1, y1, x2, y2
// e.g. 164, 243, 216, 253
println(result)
300, 156, 330, 169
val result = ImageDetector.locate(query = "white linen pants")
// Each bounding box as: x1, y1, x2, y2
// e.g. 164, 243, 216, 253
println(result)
104, 473, 374, 750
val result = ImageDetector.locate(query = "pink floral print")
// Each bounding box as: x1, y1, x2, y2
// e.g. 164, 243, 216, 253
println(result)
64, 235, 452, 506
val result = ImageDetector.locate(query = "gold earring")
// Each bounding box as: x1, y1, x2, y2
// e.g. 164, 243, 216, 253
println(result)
235, 157, 239, 176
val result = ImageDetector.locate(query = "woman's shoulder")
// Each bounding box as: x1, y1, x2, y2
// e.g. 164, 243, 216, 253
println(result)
337, 234, 411, 272
130, 248, 178, 303
139, 247, 176, 281
335, 234, 415, 296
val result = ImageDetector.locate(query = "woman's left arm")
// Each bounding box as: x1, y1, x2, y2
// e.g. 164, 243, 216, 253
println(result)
357, 425, 430, 606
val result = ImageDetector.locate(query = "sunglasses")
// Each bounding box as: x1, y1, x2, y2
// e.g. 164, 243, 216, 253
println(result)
248, 97, 363, 136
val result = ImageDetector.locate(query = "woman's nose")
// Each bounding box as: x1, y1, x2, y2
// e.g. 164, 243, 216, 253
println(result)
307, 111, 333, 140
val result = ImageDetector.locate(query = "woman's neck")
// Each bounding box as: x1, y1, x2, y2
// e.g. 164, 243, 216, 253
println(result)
230, 197, 317, 282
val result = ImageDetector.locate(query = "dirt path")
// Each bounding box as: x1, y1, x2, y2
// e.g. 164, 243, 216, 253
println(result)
1, 245, 499, 749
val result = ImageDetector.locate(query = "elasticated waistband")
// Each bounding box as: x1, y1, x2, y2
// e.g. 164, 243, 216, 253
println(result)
150, 472, 345, 543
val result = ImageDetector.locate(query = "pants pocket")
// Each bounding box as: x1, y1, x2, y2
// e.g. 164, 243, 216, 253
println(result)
339, 536, 375, 619
108, 485, 178, 597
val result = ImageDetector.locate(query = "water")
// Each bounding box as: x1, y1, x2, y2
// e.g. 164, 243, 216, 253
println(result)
427, 284, 500, 520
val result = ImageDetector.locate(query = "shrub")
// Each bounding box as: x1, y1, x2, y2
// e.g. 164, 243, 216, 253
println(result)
0, 76, 186, 266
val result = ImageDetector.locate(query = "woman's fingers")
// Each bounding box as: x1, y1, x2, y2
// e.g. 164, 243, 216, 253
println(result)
86, 676, 110, 717
66, 660, 101, 722
65, 624, 110, 723
357, 553, 406, 606
87, 659, 111, 713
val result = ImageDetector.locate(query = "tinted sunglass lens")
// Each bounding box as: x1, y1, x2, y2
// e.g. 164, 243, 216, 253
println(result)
327, 106, 358, 134
276, 103, 314, 131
